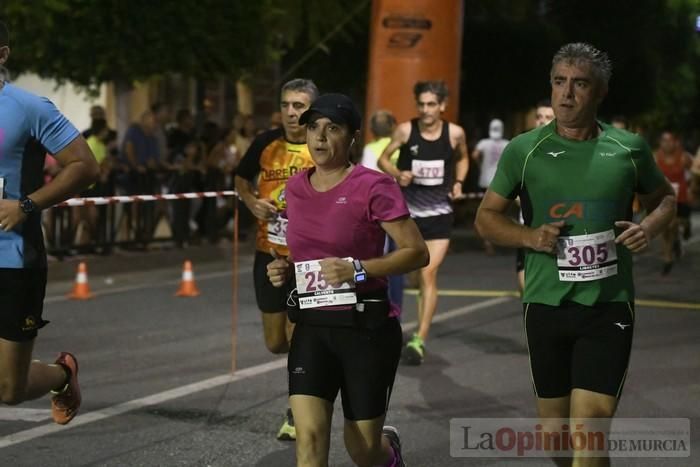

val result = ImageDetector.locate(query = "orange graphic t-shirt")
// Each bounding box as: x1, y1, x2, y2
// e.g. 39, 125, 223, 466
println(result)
236, 128, 314, 255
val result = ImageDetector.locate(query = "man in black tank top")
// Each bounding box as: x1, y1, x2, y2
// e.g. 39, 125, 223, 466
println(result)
378, 80, 469, 365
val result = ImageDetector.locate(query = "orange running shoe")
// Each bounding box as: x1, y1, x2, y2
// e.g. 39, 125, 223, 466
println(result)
51, 352, 81, 425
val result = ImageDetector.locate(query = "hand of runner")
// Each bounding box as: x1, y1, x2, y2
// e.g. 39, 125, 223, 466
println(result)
251, 199, 278, 221
0, 199, 27, 231
614, 221, 649, 252
529, 220, 566, 254
398, 171, 414, 187
319, 257, 354, 287
267, 249, 291, 287
449, 181, 466, 201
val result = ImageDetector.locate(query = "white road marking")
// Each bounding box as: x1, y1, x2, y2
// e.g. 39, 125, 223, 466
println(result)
0, 295, 513, 449
0, 408, 52, 422
0, 359, 286, 449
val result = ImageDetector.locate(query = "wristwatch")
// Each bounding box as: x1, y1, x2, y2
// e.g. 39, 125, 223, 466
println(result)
19, 196, 37, 214
352, 258, 367, 283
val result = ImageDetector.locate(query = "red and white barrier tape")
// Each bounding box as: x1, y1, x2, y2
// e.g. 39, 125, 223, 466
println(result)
55, 190, 239, 207
54, 189, 483, 208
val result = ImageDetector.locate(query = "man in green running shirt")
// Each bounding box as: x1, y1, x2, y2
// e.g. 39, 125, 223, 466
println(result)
475, 43, 676, 466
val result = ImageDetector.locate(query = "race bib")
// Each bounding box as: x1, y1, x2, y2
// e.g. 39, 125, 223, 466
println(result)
294, 259, 357, 309
556, 229, 618, 282
267, 216, 288, 246
412, 159, 445, 186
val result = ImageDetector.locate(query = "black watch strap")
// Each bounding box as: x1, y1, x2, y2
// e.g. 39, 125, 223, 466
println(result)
19, 196, 37, 214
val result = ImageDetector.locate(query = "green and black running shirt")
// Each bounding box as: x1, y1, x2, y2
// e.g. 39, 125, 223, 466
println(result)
489, 121, 666, 306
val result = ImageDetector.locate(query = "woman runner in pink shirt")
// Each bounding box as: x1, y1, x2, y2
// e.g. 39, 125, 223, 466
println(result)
267, 94, 428, 467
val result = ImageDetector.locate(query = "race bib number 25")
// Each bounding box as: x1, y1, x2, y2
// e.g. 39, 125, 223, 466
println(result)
294, 259, 357, 309
556, 229, 618, 282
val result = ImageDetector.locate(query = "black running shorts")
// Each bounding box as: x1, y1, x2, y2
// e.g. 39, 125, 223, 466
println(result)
515, 248, 525, 272
524, 301, 634, 399
253, 250, 289, 313
0, 268, 48, 342
413, 213, 453, 241
288, 318, 402, 421
677, 203, 690, 220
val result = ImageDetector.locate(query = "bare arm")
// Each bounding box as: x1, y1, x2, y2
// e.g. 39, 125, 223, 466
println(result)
317, 216, 429, 286
363, 217, 429, 277
234, 175, 276, 221
124, 141, 145, 173
451, 125, 469, 199
377, 123, 409, 180
475, 189, 564, 254
453, 125, 469, 183
34, 137, 99, 208
0, 136, 98, 231
614, 181, 676, 252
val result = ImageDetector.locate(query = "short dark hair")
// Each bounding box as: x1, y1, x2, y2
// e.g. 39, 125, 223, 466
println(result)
413, 80, 449, 103
536, 99, 552, 108
370, 110, 396, 138
0, 21, 9, 47
551, 42, 612, 87
281, 78, 319, 101
176, 108, 192, 123
90, 118, 108, 135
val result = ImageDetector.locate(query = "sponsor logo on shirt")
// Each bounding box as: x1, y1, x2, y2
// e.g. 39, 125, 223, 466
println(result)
336, 196, 348, 204
410, 144, 419, 156
600, 152, 616, 157
547, 150, 566, 158
21, 316, 38, 331
261, 166, 304, 182
545, 200, 620, 222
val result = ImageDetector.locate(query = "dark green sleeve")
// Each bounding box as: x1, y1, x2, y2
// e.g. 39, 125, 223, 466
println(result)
489, 139, 525, 199
633, 139, 666, 195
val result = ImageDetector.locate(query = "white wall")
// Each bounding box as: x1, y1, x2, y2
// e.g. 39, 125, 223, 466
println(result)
12, 74, 107, 133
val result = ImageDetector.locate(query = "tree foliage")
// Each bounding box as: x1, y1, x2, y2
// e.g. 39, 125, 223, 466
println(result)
2, 0, 698, 137
2, 0, 269, 89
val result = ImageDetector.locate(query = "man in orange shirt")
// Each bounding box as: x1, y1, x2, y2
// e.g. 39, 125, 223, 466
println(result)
655, 130, 694, 274
234, 78, 318, 440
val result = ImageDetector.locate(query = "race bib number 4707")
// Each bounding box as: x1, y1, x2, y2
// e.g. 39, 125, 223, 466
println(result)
412, 159, 445, 186
294, 259, 357, 309
556, 229, 618, 282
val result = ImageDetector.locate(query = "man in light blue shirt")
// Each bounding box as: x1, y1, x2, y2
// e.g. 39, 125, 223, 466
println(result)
0, 21, 98, 425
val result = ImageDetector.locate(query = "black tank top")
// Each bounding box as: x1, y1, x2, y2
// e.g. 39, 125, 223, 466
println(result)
397, 119, 454, 217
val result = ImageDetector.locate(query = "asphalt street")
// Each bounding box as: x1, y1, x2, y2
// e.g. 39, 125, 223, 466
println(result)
0, 225, 698, 467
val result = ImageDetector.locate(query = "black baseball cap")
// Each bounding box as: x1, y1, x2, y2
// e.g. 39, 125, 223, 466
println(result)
299, 93, 361, 132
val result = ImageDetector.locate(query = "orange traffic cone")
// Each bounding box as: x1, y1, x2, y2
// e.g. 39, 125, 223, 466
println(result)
67, 262, 94, 300
175, 260, 200, 297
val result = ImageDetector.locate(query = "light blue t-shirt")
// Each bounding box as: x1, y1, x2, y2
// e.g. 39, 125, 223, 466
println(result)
0, 82, 79, 268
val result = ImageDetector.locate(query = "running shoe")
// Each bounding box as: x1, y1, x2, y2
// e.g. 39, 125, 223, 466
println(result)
383, 426, 406, 467
403, 334, 425, 366
51, 352, 81, 425
277, 407, 296, 441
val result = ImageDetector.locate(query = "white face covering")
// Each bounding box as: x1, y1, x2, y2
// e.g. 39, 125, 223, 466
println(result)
489, 119, 504, 140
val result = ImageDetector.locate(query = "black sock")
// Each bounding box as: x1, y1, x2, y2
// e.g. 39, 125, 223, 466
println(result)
55, 363, 71, 390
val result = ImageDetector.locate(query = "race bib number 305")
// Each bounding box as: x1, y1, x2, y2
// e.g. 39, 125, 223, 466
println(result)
412, 159, 445, 186
556, 229, 618, 282
267, 216, 288, 246
294, 259, 357, 309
